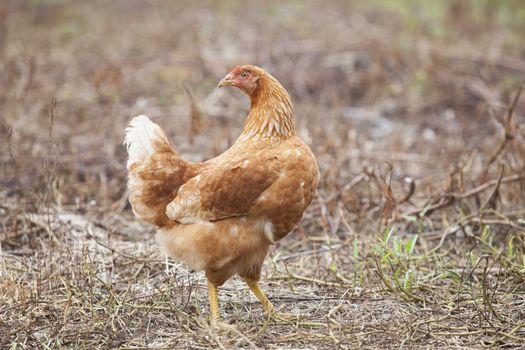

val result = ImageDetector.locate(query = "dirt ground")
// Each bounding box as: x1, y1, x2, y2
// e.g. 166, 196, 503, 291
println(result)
1, 1, 525, 349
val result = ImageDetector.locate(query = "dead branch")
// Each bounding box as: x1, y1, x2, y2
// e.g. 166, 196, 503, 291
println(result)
484, 85, 523, 170
479, 165, 504, 212
183, 82, 208, 144
404, 174, 525, 217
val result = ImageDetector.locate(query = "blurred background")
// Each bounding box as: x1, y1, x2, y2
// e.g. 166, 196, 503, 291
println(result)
1, 1, 525, 348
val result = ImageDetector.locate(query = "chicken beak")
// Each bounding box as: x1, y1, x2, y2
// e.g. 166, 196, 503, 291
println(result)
217, 74, 235, 88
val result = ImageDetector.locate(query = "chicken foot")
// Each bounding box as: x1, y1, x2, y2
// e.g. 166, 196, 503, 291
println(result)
207, 277, 297, 326
243, 278, 296, 323
243, 278, 275, 314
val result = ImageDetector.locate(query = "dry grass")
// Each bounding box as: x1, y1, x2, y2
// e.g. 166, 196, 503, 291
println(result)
1, 1, 525, 348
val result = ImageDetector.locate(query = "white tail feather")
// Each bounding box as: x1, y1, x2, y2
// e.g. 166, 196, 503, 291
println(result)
124, 115, 166, 168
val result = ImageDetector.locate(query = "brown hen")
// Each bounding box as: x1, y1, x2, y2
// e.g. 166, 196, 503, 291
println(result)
124, 65, 319, 323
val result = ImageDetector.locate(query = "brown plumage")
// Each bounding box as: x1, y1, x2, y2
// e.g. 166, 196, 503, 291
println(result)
124, 65, 320, 323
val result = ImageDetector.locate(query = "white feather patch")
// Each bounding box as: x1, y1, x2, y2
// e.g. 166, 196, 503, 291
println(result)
123, 115, 165, 168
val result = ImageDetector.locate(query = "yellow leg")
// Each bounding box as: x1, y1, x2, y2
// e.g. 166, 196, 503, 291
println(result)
207, 280, 219, 324
244, 278, 298, 323
243, 278, 275, 315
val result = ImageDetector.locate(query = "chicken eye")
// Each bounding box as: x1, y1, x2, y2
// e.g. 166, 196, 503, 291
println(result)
240, 72, 249, 79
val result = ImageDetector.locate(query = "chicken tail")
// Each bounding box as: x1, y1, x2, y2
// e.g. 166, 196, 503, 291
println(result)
124, 115, 190, 229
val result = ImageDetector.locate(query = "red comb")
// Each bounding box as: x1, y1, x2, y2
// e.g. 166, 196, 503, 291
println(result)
230, 65, 243, 74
